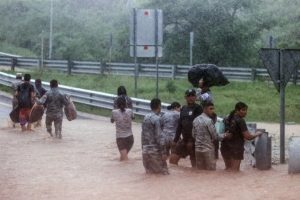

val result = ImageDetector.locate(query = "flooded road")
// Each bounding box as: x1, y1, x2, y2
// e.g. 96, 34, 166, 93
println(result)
0, 101, 300, 200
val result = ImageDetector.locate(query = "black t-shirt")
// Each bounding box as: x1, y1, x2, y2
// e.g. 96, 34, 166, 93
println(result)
174, 103, 203, 142
222, 115, 248, 151
17, 82, 34, 108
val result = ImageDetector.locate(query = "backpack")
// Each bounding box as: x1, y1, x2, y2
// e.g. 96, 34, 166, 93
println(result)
18, 83, 32, 108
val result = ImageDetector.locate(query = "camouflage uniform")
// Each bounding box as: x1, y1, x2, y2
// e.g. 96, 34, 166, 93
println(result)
193, 113, 222, 170
36, 88, 68, 138
142, 112, 168, 174
160, 110, 180, 155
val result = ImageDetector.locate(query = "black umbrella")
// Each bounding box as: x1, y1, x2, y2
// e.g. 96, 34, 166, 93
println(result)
188, 64, 229, 87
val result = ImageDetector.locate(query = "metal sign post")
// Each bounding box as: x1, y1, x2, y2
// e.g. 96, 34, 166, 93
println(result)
133, 8, 138, 97
190, 32, 194, 66
155, 9, 159, 98
260, 48, 300, 164
279, 50, 285, 163
130, 9, 163, 98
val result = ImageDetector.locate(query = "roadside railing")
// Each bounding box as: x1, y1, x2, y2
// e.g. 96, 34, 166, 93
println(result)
0, 56, 299, 84
0, 72, 169, 117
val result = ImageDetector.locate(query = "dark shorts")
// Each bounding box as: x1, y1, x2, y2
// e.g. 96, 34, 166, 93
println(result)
220, 144, 244, 160
116, 135, 134, 152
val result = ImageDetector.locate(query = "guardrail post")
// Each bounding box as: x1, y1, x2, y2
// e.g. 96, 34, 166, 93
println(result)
293, 67, 298, 85
67, 60, 73, 75
101, 61, 106, 75
251, 68, 256, 81
11, 57, 17, 71
38, 59, 44, 70
171, 65, 177, 80
137, 63, 141, 77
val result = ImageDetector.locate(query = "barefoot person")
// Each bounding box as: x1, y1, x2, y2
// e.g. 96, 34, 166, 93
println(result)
36, 79, 68, 139
142, 98, 168, 175
111, 96, 134, 161
221, 102, 262, 171
15, 73, 35, 132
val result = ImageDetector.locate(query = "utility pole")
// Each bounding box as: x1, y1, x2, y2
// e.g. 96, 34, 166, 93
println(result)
41, 30, 44, 69
49, 0, 53, 59
190, 32, 194, 66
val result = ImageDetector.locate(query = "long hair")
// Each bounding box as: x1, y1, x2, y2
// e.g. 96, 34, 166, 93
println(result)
117, 96, 127, 112
228, 101, 248, 122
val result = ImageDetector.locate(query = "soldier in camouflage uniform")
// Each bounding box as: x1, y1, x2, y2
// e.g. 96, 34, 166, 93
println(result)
36, 79, 68, 139
142, 98, 168, 175
192, 102, 231, 170
160, 102, 181, 156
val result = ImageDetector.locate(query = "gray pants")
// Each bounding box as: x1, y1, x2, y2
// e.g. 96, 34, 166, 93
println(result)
46, 115, 63, 138
195, 151, 216, 170
142, 153, 168, 175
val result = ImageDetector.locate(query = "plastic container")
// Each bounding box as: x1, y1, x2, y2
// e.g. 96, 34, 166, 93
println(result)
288, 136, 300, 174
255, 132, 272, 170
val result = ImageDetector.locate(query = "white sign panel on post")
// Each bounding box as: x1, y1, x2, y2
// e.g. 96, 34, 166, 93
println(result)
130, 9, 163, 57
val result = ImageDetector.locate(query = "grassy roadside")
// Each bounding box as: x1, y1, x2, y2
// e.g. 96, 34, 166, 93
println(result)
1, 68, 300, 123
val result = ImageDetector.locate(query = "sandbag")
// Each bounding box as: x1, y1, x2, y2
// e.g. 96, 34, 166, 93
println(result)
64, 97, 77, 121
188, 64, 229, 87
29, 103, 44, 123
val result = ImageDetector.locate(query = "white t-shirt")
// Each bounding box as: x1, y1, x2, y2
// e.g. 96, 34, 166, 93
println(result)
111, 108, 134, 138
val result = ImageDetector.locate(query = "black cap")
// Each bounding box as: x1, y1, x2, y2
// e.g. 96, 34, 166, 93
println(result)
185, 88, 196, 96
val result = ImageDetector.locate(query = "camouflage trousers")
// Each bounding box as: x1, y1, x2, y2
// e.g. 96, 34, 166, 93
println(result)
195, 150, 216, 170
46, 115, 63, 138
142, 153, 168, 175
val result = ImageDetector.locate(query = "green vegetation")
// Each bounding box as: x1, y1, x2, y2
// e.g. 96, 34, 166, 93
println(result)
0, 0, 299, 66
1, 0, 299, 122
2, 69, 300, 123
0, 42, 36, 57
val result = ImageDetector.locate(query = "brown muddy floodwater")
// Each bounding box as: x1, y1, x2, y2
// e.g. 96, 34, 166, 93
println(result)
0, 103, 300, 200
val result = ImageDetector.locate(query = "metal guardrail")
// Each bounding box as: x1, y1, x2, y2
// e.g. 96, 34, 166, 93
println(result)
0, 72, 169, 117
0, 52, 21, 57
0, 56, 299, 83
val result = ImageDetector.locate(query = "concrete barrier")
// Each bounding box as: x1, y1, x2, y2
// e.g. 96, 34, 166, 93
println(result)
288, 136, 300, 174
255, 132, 272, 170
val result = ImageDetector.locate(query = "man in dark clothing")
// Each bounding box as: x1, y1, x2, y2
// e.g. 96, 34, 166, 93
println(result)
169, 89, 203, 167
16, 73, 35, 132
